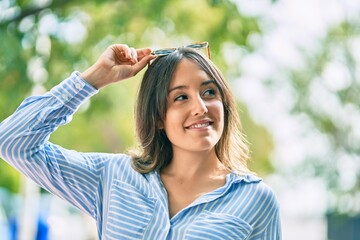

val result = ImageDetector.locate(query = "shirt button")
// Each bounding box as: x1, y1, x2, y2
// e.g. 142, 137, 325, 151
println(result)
75, 83, 82, 90
62, 94, 69, 101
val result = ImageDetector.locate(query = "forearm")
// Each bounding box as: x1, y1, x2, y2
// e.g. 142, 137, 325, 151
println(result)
0, 71, 98, 169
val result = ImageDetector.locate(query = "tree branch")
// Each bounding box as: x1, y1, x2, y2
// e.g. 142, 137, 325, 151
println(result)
0, 0, 71, 26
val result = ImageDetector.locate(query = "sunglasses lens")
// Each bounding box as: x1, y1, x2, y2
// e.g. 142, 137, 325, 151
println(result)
186, 42, 208, 49
152, 49, 175, 56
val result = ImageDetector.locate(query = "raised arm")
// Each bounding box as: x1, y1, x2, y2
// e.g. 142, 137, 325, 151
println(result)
0, 44, 154, 217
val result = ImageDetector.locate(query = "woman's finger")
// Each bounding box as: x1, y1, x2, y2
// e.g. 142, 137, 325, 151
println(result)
130, 47, 138, 64
110, 44, 133, 63
136, 48, 153, 60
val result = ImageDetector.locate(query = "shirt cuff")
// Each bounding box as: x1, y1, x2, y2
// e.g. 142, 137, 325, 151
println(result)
50, 71, 99, 111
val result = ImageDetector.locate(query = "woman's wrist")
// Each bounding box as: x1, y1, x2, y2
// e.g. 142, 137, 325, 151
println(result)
80, 64, 105, 89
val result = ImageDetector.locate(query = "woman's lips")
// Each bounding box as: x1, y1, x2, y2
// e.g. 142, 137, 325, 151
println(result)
186, 120, 213, 129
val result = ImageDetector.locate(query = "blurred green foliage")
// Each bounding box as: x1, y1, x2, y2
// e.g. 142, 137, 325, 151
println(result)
0, 0, 274, 192
290, 19, 360, 214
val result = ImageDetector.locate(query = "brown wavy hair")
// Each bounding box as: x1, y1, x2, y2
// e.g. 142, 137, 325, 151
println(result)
131, 48, 250, 174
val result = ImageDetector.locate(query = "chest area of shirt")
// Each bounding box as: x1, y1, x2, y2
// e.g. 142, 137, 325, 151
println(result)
100, 178, 253, 239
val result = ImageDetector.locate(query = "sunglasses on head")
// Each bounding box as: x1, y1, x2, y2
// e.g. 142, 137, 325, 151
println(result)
151, 42, 210, 59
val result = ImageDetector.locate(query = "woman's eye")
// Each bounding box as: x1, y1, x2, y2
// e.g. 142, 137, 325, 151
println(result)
174, 95, 188, 101
203, 89, 216, 97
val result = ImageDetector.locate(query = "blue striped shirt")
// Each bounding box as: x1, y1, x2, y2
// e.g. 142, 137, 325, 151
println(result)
0, 72, 281, 239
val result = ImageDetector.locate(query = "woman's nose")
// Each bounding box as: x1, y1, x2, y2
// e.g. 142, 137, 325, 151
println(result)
191, 96, 208, 116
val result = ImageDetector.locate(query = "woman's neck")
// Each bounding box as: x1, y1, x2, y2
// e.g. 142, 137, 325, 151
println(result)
161, 147, 228, 181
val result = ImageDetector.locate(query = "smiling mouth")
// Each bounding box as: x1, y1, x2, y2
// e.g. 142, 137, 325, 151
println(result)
187, 122, 213, 129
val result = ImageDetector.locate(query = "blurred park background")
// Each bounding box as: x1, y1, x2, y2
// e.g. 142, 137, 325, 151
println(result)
1, 0, 360, 239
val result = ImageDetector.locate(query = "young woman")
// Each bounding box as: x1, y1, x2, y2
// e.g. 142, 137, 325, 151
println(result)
0, 44, 281, 239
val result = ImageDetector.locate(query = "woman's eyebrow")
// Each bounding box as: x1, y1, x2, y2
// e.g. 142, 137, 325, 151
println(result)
168, 85, 188, 94
168, 79, 216, 94
201, 79, 216, 86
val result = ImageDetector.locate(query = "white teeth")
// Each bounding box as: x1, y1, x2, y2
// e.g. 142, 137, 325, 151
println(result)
189, 122, 210, 129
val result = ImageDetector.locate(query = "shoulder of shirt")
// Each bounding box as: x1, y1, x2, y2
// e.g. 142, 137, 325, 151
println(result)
104, 153, 148, 177
255, 181, 279, 206
231, 173, 279, 207
105, 153, 133, 168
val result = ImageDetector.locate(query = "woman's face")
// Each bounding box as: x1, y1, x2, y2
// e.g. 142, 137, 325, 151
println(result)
162, 59, 224, 154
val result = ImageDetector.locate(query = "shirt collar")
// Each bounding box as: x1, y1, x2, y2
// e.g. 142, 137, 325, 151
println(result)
227, 171, 262, 184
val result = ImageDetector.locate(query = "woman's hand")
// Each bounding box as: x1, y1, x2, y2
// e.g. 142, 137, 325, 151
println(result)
81, 44, 156, 89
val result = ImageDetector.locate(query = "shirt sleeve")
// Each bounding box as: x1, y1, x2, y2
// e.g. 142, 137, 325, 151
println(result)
259, 207, 282, 240
247, 182, 282, 240
0, 71, 108, 218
